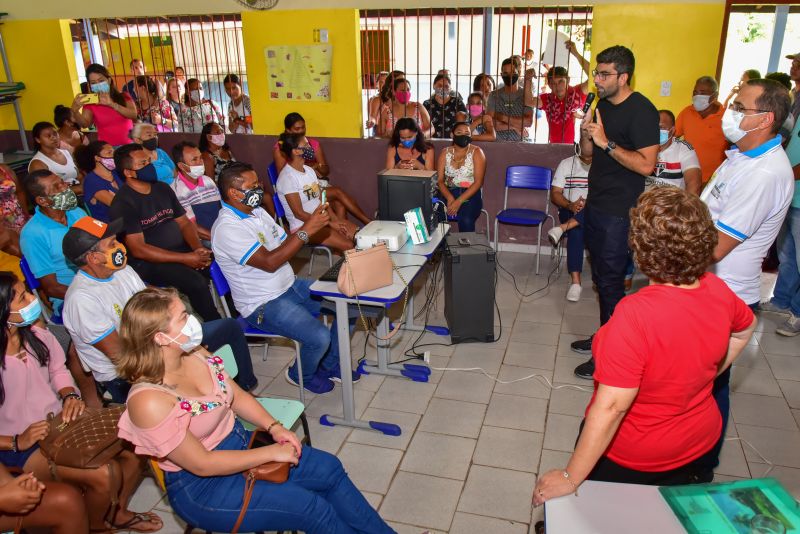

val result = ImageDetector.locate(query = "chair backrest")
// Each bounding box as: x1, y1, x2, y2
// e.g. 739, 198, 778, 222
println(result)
272, 192, 286, 220
214, 344, 238, 379
267, 162, 279, 187
208, 261, 235, 318
19, 257, 40, 290
505, 165, 552, 191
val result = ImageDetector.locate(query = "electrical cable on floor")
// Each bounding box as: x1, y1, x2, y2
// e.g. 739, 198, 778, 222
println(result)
426, 364, 593, 392
723, 437, 775, 477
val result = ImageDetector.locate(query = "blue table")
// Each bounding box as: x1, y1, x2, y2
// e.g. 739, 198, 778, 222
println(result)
309, 225, 448, 435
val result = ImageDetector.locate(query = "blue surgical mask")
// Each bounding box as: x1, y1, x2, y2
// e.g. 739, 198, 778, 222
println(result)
659, 129, 670, 145
400, 139, 415, 148
9, 299, 42, 327
90, 81, 110, 94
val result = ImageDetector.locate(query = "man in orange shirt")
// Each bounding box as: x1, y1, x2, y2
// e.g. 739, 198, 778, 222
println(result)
675, 76, 730, 184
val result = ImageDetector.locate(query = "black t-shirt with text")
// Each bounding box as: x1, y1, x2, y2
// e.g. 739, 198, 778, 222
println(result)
587, 92, 660, 217
109, 182, 189, 257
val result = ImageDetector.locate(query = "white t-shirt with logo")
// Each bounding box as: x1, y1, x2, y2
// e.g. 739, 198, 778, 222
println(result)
551, 155, 590, 203
700, 137, 794, 304
276, 164, 321, 232
63, 266, 146, 382
646, 138, 700, 191
211, 203, 296, 317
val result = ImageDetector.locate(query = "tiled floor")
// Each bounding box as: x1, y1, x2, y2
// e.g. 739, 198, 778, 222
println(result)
123, 252, 800, 533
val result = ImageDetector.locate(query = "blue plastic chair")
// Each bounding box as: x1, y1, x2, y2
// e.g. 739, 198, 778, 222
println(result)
270, 181, 333, 276
19, 257, 63, 326
493, 165, 556, 274
267, 161, 280, 187
209, 260, 308, 405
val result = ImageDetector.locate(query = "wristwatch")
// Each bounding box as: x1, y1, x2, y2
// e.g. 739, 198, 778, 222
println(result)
296, 230, 310, 244
604, 140, 617, 155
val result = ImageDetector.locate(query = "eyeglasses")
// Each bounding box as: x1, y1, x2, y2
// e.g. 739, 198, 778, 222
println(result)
728, 103, 769, 114
592, 69, 621, 81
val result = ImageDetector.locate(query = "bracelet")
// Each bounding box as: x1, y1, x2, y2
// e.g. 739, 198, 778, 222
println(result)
61, 392, 81, 403
563, 470, 579, 496
11, 434, 18, 453
265, 421, 282, 433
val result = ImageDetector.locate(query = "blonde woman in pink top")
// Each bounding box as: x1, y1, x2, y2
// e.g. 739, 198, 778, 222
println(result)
0, 273, 163, 533
116, 287, 393, 534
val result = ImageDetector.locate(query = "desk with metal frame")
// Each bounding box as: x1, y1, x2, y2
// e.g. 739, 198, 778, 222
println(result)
308, 226, 447, 435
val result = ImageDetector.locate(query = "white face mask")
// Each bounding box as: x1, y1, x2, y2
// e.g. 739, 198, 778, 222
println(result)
721, 107, 765, 144
163, 314, 203, 353
692, 94, 712, 112
184, 164, 205, 179
190, 89, 204, 102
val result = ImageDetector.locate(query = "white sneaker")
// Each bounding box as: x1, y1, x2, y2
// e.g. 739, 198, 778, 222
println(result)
566, 283, 582, 302
548, 226, 564, 247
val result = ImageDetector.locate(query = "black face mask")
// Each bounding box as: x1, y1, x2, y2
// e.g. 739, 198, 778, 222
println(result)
141, 137, 158, 151
453, 135, 472, 148
501, 74, 519, 86
238, 187, 264, 208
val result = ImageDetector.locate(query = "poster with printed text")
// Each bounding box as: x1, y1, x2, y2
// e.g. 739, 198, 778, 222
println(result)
264, 45, 332, 101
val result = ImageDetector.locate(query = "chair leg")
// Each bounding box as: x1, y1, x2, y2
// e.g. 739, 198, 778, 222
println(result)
308, 247, 316, 275
535, 225, 542, 275
293, 340, 305, 406
493, 219, 499, 251
300, 411, 312, 446
262, 339, 269, 362
481, 209, 490, 243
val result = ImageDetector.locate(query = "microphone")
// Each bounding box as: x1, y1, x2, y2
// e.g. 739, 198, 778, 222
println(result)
582, 92, 596, 114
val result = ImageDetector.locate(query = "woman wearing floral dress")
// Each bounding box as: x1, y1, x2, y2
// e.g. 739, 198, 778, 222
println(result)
179, 79, 224, 134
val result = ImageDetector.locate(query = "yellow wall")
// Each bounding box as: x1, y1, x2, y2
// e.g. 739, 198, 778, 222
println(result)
241, 9, 363, 138
0, 19, 79, 131
590, 3, 725, 114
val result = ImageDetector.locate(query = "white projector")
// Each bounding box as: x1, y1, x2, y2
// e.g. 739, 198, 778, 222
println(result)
356, 220, 409, 252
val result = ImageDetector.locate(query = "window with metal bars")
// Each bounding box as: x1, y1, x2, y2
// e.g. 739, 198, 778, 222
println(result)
359, 6, 593, 143
73, 15, 250, 134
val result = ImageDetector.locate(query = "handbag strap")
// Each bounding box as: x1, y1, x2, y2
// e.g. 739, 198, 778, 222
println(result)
346, 254, 409, 341
231, 473, 257, 534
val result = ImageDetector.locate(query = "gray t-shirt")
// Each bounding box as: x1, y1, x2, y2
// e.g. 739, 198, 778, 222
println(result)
487, 88, 528, 142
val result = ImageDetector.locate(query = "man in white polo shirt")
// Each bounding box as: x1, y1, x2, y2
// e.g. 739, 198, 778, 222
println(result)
699, 78, 794, 468
211, 162, 351, 396
62, 216, 258, 403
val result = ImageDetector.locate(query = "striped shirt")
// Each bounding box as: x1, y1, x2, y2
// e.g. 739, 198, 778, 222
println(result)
552, 155, 590, 202
646, 138, 700, 191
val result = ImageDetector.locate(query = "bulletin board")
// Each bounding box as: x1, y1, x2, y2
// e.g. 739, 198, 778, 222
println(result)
264, 44, 332, 101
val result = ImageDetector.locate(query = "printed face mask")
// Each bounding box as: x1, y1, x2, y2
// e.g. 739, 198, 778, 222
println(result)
99, 157, 116, 171
301, 145, 316, 161
98, 244, 127, 270
238, 187, 264, 208
49, 188, 78, 211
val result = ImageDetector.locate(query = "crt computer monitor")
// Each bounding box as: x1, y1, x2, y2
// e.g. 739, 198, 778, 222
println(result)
377, 169, 438, 232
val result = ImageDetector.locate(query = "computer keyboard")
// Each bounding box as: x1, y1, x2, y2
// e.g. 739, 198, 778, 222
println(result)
319, 257, 345, 282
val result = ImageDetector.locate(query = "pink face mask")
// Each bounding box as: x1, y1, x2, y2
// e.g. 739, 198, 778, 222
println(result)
395, 90, 411, 104
468, 104, 483, 117
209, 133, 226, 146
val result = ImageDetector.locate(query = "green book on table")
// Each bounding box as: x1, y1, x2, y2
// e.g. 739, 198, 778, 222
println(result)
659, 478, 800, 533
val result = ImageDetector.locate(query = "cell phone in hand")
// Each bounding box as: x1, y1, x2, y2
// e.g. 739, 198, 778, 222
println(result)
84, 93, 99, 105
320, 189, 327, 205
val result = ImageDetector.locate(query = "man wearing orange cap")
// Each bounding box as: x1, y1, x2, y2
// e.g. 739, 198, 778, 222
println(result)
62, 216, 258, 403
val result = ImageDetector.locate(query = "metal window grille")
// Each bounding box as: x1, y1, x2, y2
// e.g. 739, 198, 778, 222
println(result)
359, 6, 593, 142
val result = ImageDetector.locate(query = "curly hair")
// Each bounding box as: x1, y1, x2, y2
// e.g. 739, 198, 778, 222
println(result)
629, 188, 717, 286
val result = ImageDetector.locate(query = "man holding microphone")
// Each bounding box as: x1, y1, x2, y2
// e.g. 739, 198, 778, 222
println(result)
570, 45, 660, 379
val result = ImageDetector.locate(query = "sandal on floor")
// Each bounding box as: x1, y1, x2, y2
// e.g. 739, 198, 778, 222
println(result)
108, 511, 164, 533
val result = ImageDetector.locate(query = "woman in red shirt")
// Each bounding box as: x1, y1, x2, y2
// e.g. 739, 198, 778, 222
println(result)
534, 187, 756, 504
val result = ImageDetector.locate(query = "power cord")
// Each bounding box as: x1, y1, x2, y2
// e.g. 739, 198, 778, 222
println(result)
426, 364, 593, 392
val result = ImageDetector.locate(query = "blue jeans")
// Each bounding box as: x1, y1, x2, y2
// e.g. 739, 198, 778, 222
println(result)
448, 188, 483, 233
770, 207, 800, 315
164, 421, 393, 534
201, 318, 258, 391
245, 278, 339, 382
558, 207, 585, 274
701, 301, 760, 470
584, 206, 631, 326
